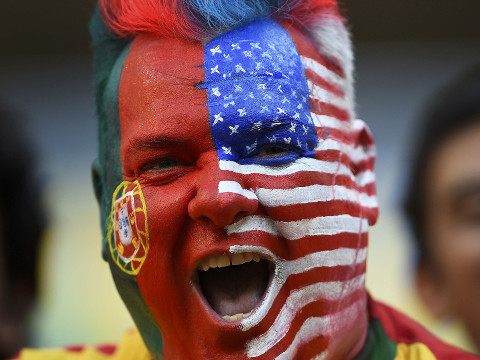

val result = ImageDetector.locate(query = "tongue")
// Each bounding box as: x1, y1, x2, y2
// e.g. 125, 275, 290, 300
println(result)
199, 260, 269, 316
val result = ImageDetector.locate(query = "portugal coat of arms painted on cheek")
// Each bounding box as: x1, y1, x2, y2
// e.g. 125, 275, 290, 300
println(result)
108, 180, 149, 275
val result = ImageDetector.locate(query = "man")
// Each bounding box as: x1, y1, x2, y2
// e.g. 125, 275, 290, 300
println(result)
14, 0, 479, 359
404, 65, 480, 353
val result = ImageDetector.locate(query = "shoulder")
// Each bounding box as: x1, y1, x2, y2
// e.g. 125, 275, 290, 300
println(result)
368, 296, 479, 360
13, 329, 153, 360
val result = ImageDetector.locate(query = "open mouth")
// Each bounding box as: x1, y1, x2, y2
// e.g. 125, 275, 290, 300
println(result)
196, 252, 274, 322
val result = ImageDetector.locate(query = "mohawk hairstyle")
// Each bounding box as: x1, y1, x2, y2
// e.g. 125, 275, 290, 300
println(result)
99, 0, 340, 42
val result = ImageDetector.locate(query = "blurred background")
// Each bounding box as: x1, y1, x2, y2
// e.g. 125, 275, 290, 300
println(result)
0, 0, 479, 355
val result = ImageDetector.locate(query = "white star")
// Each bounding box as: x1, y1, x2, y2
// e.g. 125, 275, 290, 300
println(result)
251, 42, 261, 50
281, 97, 290, 104
222, 146, 232, 155
235, 64, 246, 73
268, 135, 276, 143
238, 108, 246, 117
293, 112, 300, 119
257, 83, 266, 90
260, 106, 268, 113
243, 51, 252, 58
210, 45, 222, 55
246, 139, 257, 154
223, 54, 232, 61
291, 89, 297, 97
246, 92, 254, 99
212, 87, 221, 97
297, 103, 303, 110
224, 101, 235, 108
210, 65, 220, 74
261, 51, 272, 59
224, 95, 233, 100
231, 43, 240, 50
255, 62, 263, 70
264, 94, 272, 100
297, 138, 303, 148
213, 113, 223, 125
284, 137, 291, 144
278, 85, 283, 93
277, 107, 287, 115
268, 43, 276, 50
234, 84, 242, 92
289, 122, 297, 133
229, 125, 239, 135
251, 121, 262, 131
303, 125, 309, 134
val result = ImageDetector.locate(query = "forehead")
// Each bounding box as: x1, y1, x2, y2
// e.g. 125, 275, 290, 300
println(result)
118, 21, 318, 158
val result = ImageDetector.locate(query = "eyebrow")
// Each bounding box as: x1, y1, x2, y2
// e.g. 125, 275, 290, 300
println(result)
128, 135, 187, 152
449, 179, 480, 202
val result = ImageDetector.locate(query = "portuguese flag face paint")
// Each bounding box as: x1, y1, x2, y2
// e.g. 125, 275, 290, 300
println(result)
105, 19, 377, 359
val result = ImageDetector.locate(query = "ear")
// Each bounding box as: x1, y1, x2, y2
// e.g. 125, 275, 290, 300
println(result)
350, 119, 378, 226
416, 262, 453, 320
92, 158, 103, 204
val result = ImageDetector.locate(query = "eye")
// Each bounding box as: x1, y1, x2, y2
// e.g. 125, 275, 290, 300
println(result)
256, 145, 291, 158
141, 157, 192, 174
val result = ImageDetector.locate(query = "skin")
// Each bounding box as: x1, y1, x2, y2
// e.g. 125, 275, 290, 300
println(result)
420, 119, 480, 350
98, 21, 377, 359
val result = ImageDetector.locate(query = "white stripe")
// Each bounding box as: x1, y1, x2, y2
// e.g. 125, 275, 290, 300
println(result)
307, 80, 352, 116
219, 158, 353, 177
226, 215, 368, 240
218, 181, 258, 200
356, 170, 375, 188
274, 302, 360, 360
228, 245, 368, 331
246, 274, 365, 357
314, 139, 376, 164
300, 55, 346, 91
256, 185, 377, 209
311, 113, 348, 130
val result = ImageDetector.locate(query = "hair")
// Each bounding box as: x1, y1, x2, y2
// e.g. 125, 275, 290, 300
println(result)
98, 0, 340, 41
403, 64, 480, 265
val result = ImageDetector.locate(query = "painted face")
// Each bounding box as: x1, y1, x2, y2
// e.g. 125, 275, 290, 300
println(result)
109, 20, 377, 359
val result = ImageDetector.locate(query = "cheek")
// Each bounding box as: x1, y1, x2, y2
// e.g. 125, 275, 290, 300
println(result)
137, 181, 194, 280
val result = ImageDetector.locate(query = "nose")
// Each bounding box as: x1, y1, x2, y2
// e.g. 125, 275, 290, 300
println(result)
188, 168, 258, 226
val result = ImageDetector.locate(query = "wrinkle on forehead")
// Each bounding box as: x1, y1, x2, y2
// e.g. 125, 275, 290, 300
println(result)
118, 34, 209, 159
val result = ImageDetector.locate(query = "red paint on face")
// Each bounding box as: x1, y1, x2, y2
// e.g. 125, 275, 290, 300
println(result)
119, 35, 268, 358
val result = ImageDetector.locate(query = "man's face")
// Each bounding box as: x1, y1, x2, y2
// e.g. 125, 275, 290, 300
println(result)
423, 120, 480, 349
105, 20, 377, 359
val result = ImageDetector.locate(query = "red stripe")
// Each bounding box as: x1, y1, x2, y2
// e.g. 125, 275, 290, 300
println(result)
257, 290, 365, 359
311, 98, 350, 121
220, 170, 376, 196
265, 200, 363, 221
305, 68, 345, 97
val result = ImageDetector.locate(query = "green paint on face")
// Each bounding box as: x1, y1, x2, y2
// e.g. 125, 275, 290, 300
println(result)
90, 8, 164, 357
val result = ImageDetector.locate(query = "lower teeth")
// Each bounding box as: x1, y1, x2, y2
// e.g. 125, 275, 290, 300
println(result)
222, 311, 252, 321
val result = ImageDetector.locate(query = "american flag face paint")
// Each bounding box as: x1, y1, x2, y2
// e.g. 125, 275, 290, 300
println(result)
116, 19, 377, 360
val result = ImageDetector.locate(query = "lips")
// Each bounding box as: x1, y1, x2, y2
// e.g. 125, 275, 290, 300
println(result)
195, 252, 274, 321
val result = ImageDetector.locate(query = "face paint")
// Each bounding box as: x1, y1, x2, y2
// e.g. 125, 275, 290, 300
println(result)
107, 181, 149, 275
114, 19, 377, 360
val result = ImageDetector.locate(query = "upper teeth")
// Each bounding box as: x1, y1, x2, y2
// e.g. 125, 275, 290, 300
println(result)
199, 252, 261, 271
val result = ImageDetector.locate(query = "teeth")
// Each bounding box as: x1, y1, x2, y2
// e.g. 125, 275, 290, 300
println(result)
217, 255, 230, 268
222, 311, 252, 321
231, 253, 245, 265
198, 252, 262, 272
